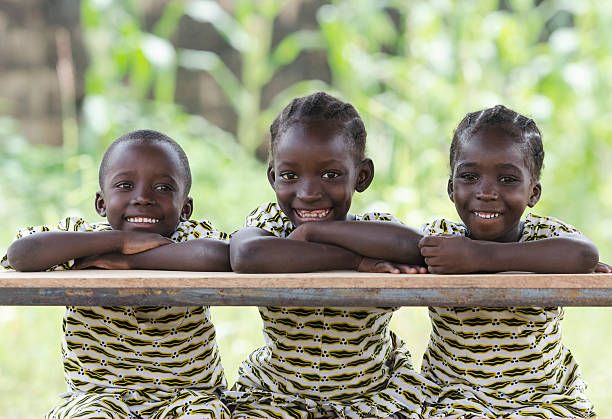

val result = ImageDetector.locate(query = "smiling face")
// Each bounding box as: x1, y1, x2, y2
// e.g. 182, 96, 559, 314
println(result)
268, 121, 373, 227
449, 125, 541, 242
95, 141, 193, 237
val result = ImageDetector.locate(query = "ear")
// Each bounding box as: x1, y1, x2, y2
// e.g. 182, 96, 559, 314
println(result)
267, 164, 276, 190
180, 196, 194, 221
447, 178, 454, 202
355, 158, 374, 193
528, 182, 541, 207
95, 191, 107, 217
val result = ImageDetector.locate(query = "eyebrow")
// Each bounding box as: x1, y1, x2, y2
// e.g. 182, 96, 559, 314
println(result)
110, 171, 179, 183
456, 162, 522, 171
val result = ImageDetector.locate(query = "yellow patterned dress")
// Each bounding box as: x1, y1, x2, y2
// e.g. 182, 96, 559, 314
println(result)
226, 202, 441, 419
1, 217, 230, 419
421, 214, 595, 418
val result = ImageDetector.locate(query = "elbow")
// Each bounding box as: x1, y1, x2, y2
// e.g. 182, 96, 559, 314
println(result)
7, 239, 37, 272
578, 243, 599, 273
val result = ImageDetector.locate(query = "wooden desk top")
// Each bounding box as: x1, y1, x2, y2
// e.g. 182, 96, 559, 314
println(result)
1, 270, 611, 306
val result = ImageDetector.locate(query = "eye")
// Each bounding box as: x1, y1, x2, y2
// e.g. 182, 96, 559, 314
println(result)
155, 184, 174, 192
322, 171, 341, 179
115, 181, 133, 190
279, 172, 298, 180
458, 172, 478, 182
499, 175, 519, 184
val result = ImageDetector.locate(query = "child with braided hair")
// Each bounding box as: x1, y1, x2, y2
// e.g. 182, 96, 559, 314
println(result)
418, 105, 607, 418
228, 92, 439, 418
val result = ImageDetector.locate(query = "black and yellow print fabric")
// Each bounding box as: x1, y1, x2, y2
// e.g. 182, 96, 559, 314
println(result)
226, 202, 440, 418
420, 214, 595, 418
2, 217, 229, 418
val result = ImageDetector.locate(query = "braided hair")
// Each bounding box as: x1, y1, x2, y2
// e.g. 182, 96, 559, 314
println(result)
450, 105, 544, 181
269, 92, 367, 162
99, 129, 192, 195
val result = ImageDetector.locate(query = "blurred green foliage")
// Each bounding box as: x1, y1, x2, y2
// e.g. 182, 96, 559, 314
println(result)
1, 0, 611, 417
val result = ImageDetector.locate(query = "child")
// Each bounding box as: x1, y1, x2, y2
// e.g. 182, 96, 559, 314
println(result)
2, 130, 231, 418
418, 105, 601, 418
228, 92, 439, 418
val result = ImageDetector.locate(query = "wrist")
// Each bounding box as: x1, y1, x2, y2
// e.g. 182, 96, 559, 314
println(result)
474, 241, 502, 272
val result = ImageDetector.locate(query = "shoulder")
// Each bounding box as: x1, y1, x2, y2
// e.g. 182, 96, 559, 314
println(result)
172, 218, 230, 243
521, 213, 582, 241
13, 216, 110, 239
357, 211, 403, 224
422, 218, 468, 237
244, 202, 294, 238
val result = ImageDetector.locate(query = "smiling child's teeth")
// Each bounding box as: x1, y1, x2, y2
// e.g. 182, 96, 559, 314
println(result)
297, 209, 330, 218
127, 217, 159, 223
474, 212, 500, 219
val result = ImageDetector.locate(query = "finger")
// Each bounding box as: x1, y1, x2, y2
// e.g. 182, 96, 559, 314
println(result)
595, 262, 612, 273
418, 236, 438, 248
427, 265, 447, 274
415, 266, 428, 274
419, 247, 439, 257
397, 265, 417, 274
423, 256, 441, 266
376, 261, 400, 274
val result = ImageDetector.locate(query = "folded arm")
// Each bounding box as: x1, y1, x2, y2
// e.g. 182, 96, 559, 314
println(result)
76, 239, 231, 271
230, 227, 363, 273
7, 230, 172, 272
289, 220, 425, 265
419, 235, 599, 274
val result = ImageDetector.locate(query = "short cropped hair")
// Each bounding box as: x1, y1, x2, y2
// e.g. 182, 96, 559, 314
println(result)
98, 129, 192, 194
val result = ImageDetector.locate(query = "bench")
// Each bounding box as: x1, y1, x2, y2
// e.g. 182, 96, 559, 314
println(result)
1, 270, 611, 306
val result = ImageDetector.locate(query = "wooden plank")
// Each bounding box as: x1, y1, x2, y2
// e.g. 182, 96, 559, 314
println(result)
1, 270, 611, 306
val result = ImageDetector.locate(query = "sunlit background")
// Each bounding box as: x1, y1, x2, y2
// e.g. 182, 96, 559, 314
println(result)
0, 1, 611, 417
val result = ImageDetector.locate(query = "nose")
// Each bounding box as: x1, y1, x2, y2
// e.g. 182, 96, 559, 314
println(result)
131, 185, 155, 205
296, 178, 323, 202
476, 178, 498, 201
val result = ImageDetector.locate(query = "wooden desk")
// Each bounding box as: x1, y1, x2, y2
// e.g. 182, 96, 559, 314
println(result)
1, 270, 611, 306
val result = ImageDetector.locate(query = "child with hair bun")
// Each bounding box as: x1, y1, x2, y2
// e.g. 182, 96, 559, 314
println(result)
3, 130, 231, 418
228, 92, 439, 418
418, 105, 607, 418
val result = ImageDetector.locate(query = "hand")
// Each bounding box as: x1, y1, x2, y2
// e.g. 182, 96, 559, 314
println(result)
120, 231, 173, 254
595, 261, 612, 273
74, 252, 131, 270
358, 256, 428, 274
287, 224, 309, 241
418, 234, 481, 274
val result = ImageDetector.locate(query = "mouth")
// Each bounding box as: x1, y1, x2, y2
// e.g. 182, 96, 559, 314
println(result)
294, 208, 332, 221
125, 216, 160, 224
472, 211, 501, 219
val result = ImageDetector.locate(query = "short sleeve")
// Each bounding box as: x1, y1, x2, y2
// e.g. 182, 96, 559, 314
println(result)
171, 219, 229, 243
1, 217, 111, 271
244, 202, 295, 238
358, 212, 403, 224
422, 218, 469, 237
520, 213, 582, 242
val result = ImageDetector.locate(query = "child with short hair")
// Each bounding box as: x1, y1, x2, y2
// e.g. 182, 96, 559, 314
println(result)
418, 105, 602, 418
228, 92, 438, 418
3, 130, 231, 418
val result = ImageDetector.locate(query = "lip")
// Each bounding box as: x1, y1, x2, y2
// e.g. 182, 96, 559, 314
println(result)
294, 208, 333, 222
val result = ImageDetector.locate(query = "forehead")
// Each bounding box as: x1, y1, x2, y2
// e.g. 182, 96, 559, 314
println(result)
104, 141, 184, 179
457, 126, 528, 167
276, 121, 353, 158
